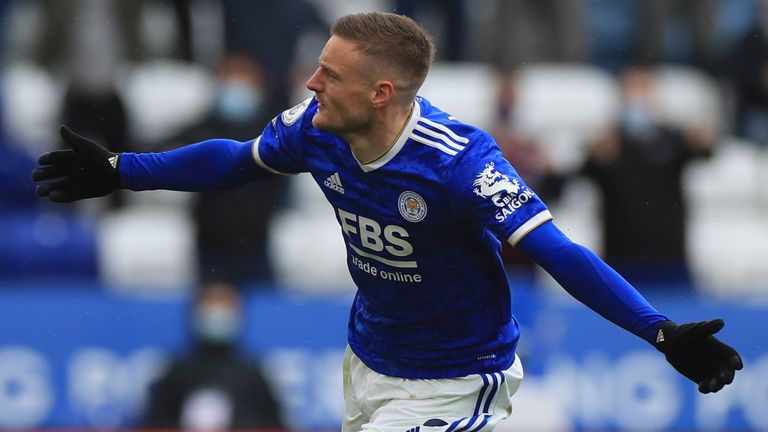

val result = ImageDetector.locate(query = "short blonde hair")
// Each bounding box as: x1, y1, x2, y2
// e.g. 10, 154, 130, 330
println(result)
331, 12, 436, 102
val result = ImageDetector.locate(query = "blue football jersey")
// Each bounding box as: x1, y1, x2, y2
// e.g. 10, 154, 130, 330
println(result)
253, 96, 552, 378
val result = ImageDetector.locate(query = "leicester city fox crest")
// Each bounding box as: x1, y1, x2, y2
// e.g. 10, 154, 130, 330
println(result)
398, 190, 427, 222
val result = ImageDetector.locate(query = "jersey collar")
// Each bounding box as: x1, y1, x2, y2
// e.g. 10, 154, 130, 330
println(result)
356, 100, 421, 172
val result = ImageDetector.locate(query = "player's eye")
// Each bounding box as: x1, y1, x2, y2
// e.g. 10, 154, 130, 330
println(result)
322, 67, 339, 81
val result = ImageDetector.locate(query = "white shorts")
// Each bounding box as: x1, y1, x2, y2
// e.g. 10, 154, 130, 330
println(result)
342, 347, 524, 432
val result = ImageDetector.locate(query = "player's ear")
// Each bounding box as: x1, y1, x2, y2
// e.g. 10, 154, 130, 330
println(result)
371, 80, 395, 108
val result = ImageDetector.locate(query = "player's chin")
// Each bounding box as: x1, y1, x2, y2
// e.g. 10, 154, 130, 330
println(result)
311, 114, 325, 130
312, 114, 334, 132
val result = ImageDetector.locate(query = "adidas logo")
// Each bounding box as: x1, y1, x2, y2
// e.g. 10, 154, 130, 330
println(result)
108, 155, 119, 169
656, 328, 665, 344
324, 172, 345, 194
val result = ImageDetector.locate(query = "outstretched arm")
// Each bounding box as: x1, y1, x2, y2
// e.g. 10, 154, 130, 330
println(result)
119, 136, 273, 191
515, 221, 742, 393
33, 126, 275, 202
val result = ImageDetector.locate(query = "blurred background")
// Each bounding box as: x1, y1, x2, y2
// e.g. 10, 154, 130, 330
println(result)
1, 0, 767, 430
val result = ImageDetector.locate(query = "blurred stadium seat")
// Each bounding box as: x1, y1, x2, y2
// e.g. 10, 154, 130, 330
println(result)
653, 65, 723, 133
515, 63, 621, 173
0, 209, 98, 278
98, 194, 196, 290
118, 60, 215, 144
686, 137, 768, 294
2, 62, 61, 148
418, 61, 498, 129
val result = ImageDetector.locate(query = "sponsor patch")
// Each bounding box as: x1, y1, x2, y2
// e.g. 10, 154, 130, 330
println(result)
472, 162, 536, 222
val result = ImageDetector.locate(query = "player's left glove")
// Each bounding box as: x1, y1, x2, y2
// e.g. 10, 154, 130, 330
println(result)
32, 126, 122, 202
654, 319, 742, 393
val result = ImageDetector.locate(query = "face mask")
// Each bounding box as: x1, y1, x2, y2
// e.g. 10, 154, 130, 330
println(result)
215, 80, 262, 122
622, 102, 655, 140
194, 305, 241, 344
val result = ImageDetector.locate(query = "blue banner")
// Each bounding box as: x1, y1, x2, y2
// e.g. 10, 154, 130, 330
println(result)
0, 282, 765, 431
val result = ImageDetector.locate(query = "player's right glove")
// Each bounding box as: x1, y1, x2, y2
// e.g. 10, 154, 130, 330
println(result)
654, 319, 742, 394
32, 126, 122, 202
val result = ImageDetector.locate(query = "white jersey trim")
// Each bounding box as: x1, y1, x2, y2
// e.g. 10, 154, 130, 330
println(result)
409, 117, 469, 156
252, 135, 290, 175
358, 101, 422, 173
409, 133, 459, 156
419, 117, 469, 143
507, 210, 553, 246
414, 123, 466, 151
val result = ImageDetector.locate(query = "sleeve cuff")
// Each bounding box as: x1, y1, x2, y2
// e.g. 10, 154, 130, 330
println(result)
507, 210, 553, 246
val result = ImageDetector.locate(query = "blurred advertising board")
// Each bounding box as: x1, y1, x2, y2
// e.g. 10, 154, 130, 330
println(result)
0, 282, 765, 431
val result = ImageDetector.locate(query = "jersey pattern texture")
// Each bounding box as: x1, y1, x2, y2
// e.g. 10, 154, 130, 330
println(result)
254, 96, 552, 378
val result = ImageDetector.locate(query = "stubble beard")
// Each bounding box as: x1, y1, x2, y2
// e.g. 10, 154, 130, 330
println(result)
313, 109, 367, 136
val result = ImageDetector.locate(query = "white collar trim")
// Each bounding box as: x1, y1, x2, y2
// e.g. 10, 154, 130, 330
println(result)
356, 101, 420, 172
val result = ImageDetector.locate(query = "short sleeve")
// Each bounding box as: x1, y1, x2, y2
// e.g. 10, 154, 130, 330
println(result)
251, 97, 316, 175
448, 132, 552, 245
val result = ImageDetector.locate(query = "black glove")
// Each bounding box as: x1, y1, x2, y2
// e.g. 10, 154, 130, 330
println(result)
654, 319, 743, 393
32, 126, 122, 202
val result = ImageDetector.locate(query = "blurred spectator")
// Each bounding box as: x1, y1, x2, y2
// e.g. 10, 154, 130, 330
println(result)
169, 0, 194, 62
31, 0, 147, 209
32, 0, 146, 70
636, 0, 717, 70
492, 74, 565, 277
489, 0, 586, 72
163, 54, 287, 286
723, 0, 768, 145
587, 0, 717, 73
143, 281, 284, 430
493, 75, 565, 203
221, 0, 328, 112
586, 0, 639, 72
580, 66, 716, 289
486, 0, 587, 229
393, 0, 467, 61
0, 0, 9, 53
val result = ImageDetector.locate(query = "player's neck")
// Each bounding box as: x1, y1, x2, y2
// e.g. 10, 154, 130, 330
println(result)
347, 101, 414, 164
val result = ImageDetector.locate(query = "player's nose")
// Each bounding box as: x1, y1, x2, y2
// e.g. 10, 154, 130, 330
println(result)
306, 67, 323, 92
